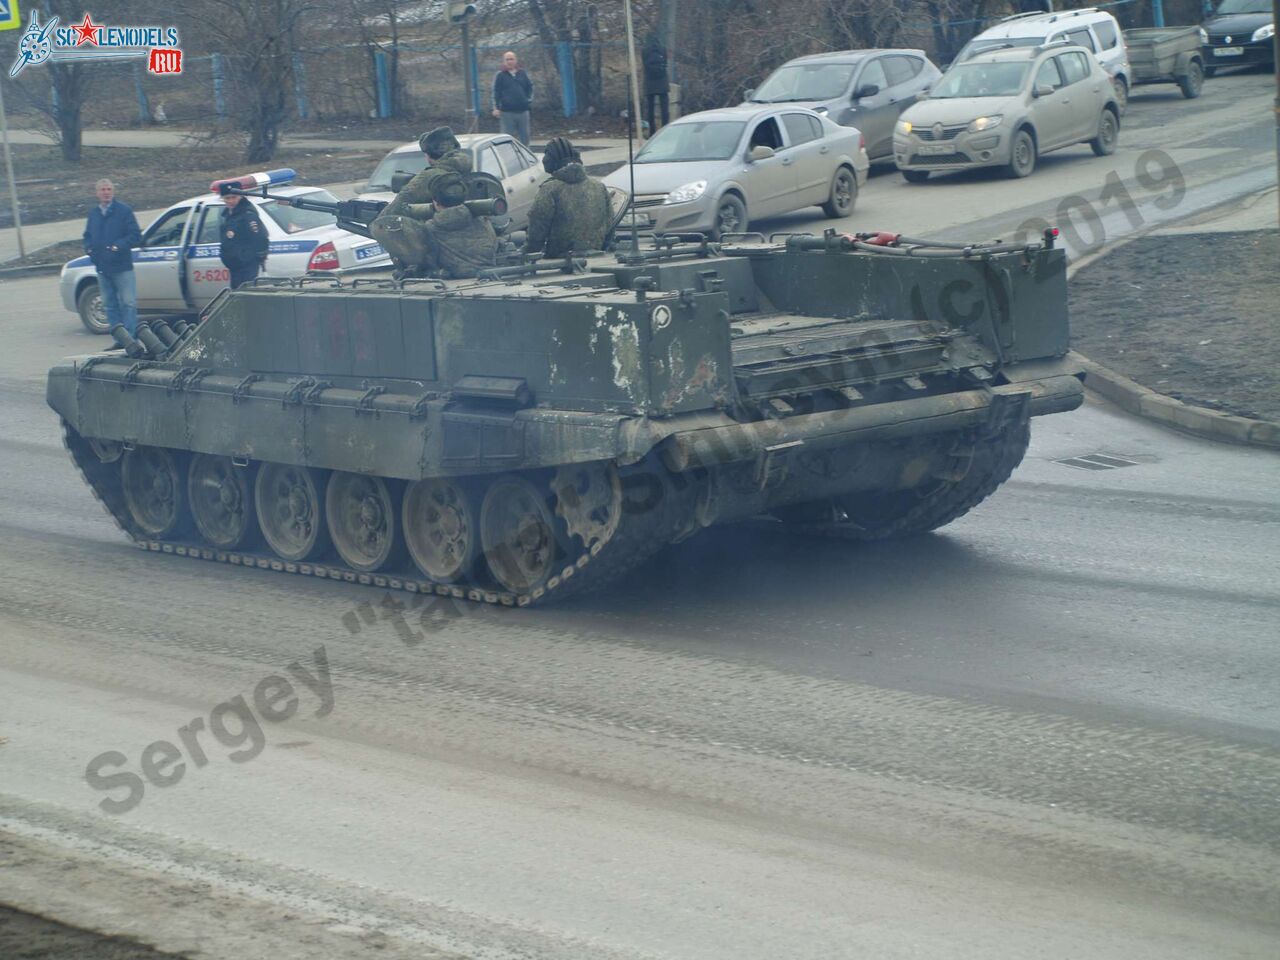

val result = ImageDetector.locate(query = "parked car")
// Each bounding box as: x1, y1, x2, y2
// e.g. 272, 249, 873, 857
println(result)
954, 8, 1132, 112
62, 179, 390, 334
1201, 0, 1275, 75
359, 133, 549, 229
1125, 26, 1207, 98
603, 105, 869, 238
743, 49, 941, 162
894, 44, 1120, 181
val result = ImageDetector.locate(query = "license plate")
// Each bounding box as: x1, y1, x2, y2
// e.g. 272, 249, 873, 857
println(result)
1214, 46, 1243, 56
917, 143, 956, 156
355, 243, 385, 261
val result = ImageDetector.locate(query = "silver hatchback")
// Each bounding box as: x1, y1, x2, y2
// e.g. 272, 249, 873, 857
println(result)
893, 45, 1120, 181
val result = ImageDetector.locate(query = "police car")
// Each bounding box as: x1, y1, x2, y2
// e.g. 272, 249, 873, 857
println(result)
62, 170, 390, 334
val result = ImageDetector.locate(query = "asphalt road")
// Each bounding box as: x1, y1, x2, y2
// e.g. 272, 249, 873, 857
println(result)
1, 69, 1277, 960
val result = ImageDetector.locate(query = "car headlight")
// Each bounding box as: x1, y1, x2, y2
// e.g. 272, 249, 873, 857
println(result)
1198, 27, 1208, 44
665, 180, 707, 204
895, 119, 912, 136
1252, 23, 1274, 42
967, 115, 1003, 133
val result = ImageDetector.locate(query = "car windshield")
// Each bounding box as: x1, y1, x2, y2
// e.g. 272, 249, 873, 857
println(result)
367, 152, 429, 191
930, 62, 1029, 98
1212, 0, 1270, 12
751, 62, 858, 102
634, 121, 746, 162
955, 37, 1042, 62
260, 190, 340, 234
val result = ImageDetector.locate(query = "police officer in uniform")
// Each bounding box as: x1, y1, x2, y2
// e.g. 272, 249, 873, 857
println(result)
219, 191, 269, 289
525, 137, 612, 259
417, 174, 499, 279
372, 127, 475, 274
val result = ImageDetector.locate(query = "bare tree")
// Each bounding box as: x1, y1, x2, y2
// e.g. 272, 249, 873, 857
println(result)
347, 0, 423, 117
190, 0, 317, 163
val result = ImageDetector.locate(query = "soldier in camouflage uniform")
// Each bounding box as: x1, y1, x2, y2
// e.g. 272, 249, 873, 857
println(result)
370, 127, 474, 273
419, 174, 499, 279
525, 137, 613, 259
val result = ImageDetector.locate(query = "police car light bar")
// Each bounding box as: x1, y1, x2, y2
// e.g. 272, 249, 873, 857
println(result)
210, 168, 297, 195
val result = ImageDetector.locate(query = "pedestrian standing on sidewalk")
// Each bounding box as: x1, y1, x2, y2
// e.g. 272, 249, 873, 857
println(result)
82, 179, 142, 336
642, 31, 670, 134
491, 50, 533, 146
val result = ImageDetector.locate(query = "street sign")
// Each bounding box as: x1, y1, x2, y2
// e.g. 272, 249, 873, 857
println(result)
0, 1, 21, 32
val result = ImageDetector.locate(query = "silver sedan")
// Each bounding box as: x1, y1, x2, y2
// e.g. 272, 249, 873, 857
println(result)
604, 105, 869, 239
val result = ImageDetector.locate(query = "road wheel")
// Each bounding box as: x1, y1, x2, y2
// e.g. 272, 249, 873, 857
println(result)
1006, 129, 1037, 179
1112, 75, 1129, 114
1203, 65, 1217, 78
326, 472, 403, 573
1179, 61, 1205, 98
76, 281, 109, 335
255, 463, 330, 561
901, 169, 930, 183
121, 446, 190, 539
479, 475, 560, 594
712, 194, 747, 239
821, 167, 858, 217
403, 477, 477, 583
1089, 109, 1119, 156
188, 454, 259, 550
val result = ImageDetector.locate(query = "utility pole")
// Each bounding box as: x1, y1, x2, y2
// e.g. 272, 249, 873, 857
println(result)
449, 3, 479, 131
1274, 0, 1279, 225
0, 78, 25, 259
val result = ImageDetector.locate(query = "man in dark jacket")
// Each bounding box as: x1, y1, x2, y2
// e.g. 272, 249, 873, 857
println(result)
642, 32, 670, 134
82, 178, 142, 335
218, 192, 269, 289
491, 51, 533, 145
420, 174, 498, 279
526, 137, 612, 259
371, 127, 476, 274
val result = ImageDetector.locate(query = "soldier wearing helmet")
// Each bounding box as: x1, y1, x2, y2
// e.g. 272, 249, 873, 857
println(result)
371, 126, 475, 273
417, 174, 499, 279
525, 137, 612, 259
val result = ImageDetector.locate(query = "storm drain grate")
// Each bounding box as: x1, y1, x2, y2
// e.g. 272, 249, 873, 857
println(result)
1055, 453, 1141, 471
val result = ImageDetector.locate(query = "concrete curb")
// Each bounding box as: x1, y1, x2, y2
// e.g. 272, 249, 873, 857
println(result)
0, 261, 64, 280
1070, 350, 1280, 450
1065, 200, 1279, 451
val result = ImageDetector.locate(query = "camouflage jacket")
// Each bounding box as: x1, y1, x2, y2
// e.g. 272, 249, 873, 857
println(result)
423, 205, 499, 279
383, 149, 473, 218
525, 163, 612, 258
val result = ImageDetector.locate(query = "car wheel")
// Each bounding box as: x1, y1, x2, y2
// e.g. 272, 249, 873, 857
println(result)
1179, 61, 1205, 98
901, 169, 930, 183
713, 194, 748, 240
1006, 129, 1037, 179
1112, 76, 1129, 114
76, 281, 110, 335
821, 167, 858, 217
1090, 109, 1118, 157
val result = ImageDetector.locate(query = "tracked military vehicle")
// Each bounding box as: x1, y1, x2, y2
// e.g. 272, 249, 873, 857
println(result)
47, 230, 1083, 605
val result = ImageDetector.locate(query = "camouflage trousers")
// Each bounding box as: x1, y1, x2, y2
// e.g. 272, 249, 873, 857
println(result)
370, 214, 432, 271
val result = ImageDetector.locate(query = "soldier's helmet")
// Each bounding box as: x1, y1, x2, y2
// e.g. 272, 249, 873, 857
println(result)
420, 126, 460, 159
434, 174, 468, 207
542, 136, 579, 174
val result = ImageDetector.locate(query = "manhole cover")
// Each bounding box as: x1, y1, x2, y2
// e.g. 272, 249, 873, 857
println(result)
1055, 453, 1141, 471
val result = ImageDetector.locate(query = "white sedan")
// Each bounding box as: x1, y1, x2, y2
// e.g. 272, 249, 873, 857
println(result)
358, 134, 549, 230
604, 104, 869, 239
62, 181, 389, 334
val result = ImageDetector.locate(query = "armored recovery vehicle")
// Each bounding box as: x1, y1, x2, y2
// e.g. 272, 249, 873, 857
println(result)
47, 230, 1084, 605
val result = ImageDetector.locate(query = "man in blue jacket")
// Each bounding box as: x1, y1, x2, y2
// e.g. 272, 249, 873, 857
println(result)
82, 179, 142, 335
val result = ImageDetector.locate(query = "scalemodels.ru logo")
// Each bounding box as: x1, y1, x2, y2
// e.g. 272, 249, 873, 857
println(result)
8, 9, 182, 78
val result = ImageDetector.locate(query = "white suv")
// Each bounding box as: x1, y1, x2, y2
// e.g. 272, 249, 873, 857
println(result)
955, 8, 1132, 112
